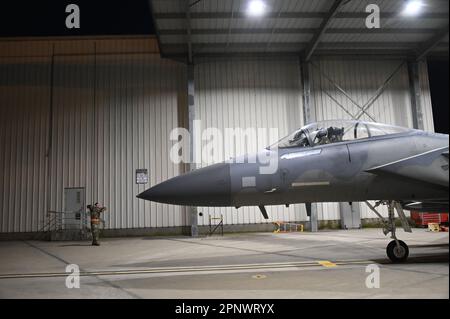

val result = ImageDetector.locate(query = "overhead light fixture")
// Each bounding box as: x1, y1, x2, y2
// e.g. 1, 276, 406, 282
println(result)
402, 0, 424, 16
247, 0, 266, 17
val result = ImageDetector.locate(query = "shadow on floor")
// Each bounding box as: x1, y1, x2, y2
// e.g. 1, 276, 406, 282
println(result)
408, 243, 449, 248
58, 244, 93, 247
374, 253, 449, 264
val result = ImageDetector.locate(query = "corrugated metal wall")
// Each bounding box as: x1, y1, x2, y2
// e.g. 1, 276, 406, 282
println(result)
0, 38, 437, 232
0, 56, 51, 233
193, 57, 434, 223
0, 38, 188, 233
194, 58, 308, 226
309, 57, 434, 220
49, 53, 187, 230
418, 61, 435, 132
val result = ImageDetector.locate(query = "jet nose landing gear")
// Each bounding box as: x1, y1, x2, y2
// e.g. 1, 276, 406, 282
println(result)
365, 200, 412, 263
386, 240, 409, 262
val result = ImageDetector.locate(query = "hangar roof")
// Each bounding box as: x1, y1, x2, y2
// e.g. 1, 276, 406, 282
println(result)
149, 0, 449, 61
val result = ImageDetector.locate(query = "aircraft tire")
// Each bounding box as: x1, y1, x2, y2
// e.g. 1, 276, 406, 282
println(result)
386, 240, 409, 262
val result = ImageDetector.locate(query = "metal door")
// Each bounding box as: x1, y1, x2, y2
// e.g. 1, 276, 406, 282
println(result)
64, 188, 85, 230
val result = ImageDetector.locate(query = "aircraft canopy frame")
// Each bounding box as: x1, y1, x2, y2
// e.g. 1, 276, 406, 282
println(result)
274, 120, 413, 149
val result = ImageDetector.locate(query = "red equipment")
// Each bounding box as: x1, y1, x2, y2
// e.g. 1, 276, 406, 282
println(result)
410, 212, 449, 227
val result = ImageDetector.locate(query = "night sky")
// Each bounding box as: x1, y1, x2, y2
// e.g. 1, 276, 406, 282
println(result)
0, 0, 155, 37
0, 1, 448, 132
428, 60, 449, 134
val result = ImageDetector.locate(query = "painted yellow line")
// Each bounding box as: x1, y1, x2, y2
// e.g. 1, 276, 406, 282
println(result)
317, 260, 337, 268
0, 259, 377, 279
0, 263, 318, 279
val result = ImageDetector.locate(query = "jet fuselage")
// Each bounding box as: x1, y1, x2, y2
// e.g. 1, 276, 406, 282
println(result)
137, 122, 449, 209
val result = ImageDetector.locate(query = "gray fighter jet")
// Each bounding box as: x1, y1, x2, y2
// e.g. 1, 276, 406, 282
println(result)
138, 120, 449, 262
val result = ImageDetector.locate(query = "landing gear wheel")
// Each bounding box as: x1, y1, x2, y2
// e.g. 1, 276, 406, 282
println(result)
386, 240, 409, 263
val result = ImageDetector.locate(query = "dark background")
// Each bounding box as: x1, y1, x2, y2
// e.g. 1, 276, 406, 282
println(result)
428, 60, 449, 134
0, 1, 448, 133
0, 1, 155, 37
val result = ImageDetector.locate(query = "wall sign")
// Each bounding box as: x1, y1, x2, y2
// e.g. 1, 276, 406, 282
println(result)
136, 169, 149, 184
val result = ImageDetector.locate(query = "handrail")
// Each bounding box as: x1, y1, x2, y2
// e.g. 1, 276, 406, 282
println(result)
35, 209, 90, 240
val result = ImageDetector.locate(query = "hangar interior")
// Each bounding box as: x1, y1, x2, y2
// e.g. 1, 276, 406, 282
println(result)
0, 0, 449, 239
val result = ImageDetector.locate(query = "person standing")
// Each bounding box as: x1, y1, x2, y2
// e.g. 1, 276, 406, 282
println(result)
87, 203, 107, 246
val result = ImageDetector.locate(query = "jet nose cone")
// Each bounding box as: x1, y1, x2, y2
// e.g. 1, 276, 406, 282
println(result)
137, 163, 231, 206
136, 182, 173, 202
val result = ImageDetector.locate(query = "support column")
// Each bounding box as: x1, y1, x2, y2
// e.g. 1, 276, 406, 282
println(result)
301, 60, 318, 232
407, 61, 424, 130
309, 204, 318, 232
187, 64, 198, 237
301, 61, 313, 125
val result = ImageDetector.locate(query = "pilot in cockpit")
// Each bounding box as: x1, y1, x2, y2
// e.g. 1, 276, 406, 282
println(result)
284, 125, 345, 148
314, 126, 344, 145
289, 130, 309, 147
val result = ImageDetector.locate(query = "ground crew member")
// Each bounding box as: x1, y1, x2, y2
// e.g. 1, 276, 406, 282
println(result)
87, 203, 107, 246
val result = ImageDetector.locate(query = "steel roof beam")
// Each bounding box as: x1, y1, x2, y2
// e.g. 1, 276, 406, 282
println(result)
161, 49, 448, 60
162, 42, 442, 49
159, 28, 438, 35
304, 0, 347, 61
154, 12, 449, 19
164, 51, 415, 60
415, 24, 449, 61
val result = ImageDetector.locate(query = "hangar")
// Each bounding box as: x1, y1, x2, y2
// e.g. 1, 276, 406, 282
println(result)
0, 0, 449, 300
1, 0, 448, 239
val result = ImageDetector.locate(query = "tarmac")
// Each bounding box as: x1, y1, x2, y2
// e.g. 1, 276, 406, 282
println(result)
0, 228, 448, 299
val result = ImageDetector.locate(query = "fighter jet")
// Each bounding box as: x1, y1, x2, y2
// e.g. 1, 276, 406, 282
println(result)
138, 120, 449, 262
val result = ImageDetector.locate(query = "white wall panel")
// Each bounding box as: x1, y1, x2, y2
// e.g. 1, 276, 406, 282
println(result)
48, 53, 186, 230
0, 57, 51, 233
418, 61, 435, 133
309, 57, 433, 220
194, 58, 307, 226
310, 58, 414, 220
0, 38, 438, 233
1, 38, 187, 233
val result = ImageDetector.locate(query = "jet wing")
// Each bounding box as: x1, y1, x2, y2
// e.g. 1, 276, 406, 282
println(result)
366, 147, 449, 188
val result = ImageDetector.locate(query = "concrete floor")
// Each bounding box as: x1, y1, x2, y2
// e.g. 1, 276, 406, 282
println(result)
0, 229, 448, 299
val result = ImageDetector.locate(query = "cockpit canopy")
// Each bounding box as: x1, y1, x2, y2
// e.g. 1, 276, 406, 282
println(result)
274, 120, 413, 149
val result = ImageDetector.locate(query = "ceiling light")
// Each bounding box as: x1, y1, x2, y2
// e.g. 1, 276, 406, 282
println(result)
247, 0, 266, 17
402, 0, 424, 16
